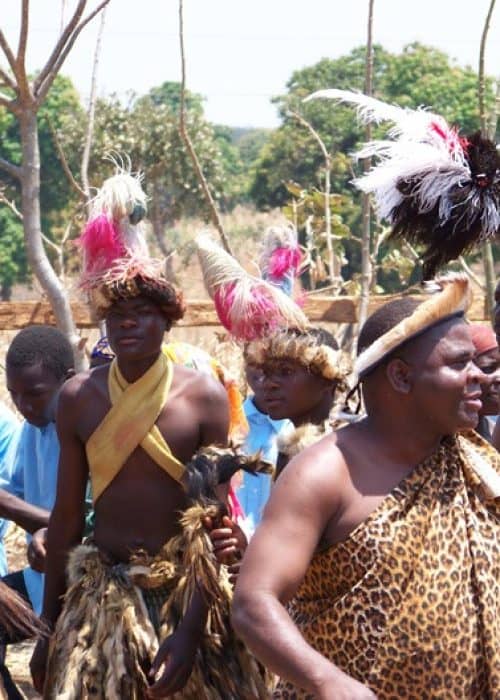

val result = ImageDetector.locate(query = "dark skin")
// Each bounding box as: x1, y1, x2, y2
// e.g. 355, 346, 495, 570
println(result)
473, 347, 500, 416
30, 295, 229, 697
210, 359, 337, 566
1, 362, 74, 536
232, 319, 485, 699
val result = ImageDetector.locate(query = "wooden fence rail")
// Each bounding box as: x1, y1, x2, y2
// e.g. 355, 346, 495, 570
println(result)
0, 293, 487, 330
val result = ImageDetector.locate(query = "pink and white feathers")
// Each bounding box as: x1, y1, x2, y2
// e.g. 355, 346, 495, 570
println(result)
259, 224, 302, 297
305, 89, 500, 278
79, 169, 150, 288
196, 234, 308, 341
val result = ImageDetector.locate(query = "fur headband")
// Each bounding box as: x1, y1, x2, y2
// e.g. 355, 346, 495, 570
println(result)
355, 275, 471, 380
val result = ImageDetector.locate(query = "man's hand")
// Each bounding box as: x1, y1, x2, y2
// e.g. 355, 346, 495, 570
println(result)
147, 627, 197, 698
30, 636, 50, 694
204, 515, 247, 564
27, 527, 48, 573
316, 670, 378, 700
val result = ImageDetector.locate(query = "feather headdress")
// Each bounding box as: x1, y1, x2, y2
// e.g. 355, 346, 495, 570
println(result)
78, 167, 184, 321
196, 234, 308, 341
259, 224, 302, 296
306, 89, 500, 278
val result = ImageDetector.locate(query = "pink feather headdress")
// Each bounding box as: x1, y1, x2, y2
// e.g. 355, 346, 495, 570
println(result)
259, 224, 302, 297
78, 168, 150, 291
305, 89, 500, 279
196, 234, 308, 341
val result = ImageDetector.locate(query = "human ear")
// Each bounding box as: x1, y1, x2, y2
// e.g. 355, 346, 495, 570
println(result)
385, 358, 413, 394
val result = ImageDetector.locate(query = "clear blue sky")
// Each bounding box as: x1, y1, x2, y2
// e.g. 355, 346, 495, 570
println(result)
3, 0, 500, 127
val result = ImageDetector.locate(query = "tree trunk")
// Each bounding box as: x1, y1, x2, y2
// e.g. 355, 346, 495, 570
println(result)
19, 109, 85, 370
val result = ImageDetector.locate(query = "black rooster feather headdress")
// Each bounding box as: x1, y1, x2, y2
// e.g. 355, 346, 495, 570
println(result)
305, 89, 500, 279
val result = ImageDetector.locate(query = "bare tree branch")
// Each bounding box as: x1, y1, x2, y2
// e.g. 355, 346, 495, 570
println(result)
178, 0, 233, 255
459, 256, 486, 291
0, 157, 22, 180
36, 2, 110, 105
0, 188, 23, 220
479, 0, 497, 134
0, 67, 17, 92
0, 29, 18, 76
81, 5, 107, 210
0, 90, 14, 109
33, 0, 87, 94
289, 109, 342, 291
45, 115, 86, 199
17, 0, 30, 70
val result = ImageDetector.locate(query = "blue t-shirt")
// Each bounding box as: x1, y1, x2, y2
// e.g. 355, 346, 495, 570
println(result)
238, 397, 293, 533
3, 421, 59, 613
0, 403, 20, 576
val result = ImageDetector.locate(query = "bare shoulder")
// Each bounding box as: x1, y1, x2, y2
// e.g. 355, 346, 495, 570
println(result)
58, 365, 107, 415
273, 430, 347, 508
171, 363, 227, 404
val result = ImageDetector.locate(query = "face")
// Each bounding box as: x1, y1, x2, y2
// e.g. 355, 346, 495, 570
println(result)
255, 358, 333, 423
105, 295, 168, 361
7, 362, 65, 427
474, 347, 500, 416
402, 320, 485, 433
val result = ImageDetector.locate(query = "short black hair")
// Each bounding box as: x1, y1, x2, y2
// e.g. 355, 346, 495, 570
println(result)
357, 298, 423, 357
6, 325, 74, 380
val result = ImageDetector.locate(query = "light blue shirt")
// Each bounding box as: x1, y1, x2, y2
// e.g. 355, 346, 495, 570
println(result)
0, 403, 20, 576
4, 421, 59, 613
238, 397, 293, 533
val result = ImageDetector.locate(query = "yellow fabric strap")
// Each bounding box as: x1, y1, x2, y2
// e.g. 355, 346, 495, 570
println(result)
87, 353, 185, 504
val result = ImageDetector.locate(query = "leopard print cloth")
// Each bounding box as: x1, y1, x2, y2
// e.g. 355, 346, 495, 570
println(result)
274, 431, 500, 699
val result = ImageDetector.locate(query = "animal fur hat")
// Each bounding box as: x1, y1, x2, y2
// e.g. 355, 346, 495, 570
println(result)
355, 274, 471, 379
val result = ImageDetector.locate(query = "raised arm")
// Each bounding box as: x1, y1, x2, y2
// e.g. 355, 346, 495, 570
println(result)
30, 378, 89, 692
232, 439, 376, 700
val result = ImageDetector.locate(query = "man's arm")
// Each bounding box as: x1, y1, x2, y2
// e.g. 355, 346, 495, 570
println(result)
30, 378, 89, 692
199, 375, 230, 448
232, 437, 377, 700
0, 490, 49, 534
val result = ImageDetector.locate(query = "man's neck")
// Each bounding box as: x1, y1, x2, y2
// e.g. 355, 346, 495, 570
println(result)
292, 394, 333, 428
116, 352, 161, 384
360, 412, 444, 467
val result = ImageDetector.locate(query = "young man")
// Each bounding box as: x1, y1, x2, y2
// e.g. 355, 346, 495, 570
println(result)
30, 171, 266, 699
0, 326, 74, 700
244, 326, 347, 477
233, 276, 500, 699
1, 326, 75, 611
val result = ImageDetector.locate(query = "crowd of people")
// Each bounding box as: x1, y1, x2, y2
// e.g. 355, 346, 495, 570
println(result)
0, 167, 498, 700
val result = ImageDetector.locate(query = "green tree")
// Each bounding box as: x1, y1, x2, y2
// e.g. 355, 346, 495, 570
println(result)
0, 207, 28, 300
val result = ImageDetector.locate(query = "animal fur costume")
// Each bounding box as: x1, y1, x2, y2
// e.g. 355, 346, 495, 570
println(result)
43, 448, 272, 700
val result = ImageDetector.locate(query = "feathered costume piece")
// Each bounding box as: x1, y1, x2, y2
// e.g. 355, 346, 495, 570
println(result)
259, 224, 302, 296
44, 447, 272, 700
78, 168, 185, 321
306, 89, 500, 278
196, 234, 308, 341
355, 273, 471, 379
0, 579, 42, 644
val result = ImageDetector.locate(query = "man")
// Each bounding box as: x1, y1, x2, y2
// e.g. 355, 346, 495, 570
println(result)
1, 326, 75, 611
233, 275, 500, 699
0, 326, 74, 699
470, 323, 499, 443
31, 170, 266, 699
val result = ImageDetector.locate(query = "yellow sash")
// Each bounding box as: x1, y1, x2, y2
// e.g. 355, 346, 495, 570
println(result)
86, 353, 185, 504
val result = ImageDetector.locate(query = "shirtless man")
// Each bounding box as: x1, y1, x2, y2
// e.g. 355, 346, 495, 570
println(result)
233, 277, 500, 699
31, 291, 229, 698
